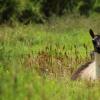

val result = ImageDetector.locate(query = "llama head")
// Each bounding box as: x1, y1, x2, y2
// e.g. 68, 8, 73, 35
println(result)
89, 29, 100, 53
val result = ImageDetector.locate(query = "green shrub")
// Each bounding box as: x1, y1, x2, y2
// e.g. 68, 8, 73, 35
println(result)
0, 0, 18, 24
78, 0, 96, 16
0, 0, 99, 24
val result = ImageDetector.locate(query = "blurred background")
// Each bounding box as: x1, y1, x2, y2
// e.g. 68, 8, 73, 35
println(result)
0, 0, 100, 24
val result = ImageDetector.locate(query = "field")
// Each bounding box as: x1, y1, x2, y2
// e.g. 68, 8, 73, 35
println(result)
0, 15, 100, 100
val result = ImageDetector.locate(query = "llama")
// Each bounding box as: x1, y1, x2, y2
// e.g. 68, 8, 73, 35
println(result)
71, 29, 100, 80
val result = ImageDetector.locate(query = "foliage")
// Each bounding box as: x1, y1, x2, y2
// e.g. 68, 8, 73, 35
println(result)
0, 0, 18, 23
0, 0, 100, 24
78, 0, 96, 16
41, 0, 78, 17
0, 15, 100, 99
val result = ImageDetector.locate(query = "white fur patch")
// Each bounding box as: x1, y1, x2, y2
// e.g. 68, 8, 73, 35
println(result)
81, 62, 96, 80
95, 53, 100, 79
81, 52, 100, 80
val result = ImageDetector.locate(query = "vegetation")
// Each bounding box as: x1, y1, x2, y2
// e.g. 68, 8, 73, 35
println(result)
0, 0, 100, 100
0, 15, 100, 100
0, 0, 100, 24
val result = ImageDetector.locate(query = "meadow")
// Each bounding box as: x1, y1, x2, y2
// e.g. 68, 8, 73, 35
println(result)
0, 14, 100, 100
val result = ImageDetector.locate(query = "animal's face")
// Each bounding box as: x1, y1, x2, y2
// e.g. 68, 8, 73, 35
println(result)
89, 29, 100, 53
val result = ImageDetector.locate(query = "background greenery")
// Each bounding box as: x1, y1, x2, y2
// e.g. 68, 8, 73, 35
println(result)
0, 0, 100, 100
0, 0, 100, 24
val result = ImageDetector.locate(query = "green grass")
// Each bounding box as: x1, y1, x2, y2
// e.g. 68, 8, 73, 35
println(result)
0, 15, 100, 100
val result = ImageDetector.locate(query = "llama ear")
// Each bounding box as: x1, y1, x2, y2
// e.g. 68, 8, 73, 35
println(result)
89, 29, 95, 38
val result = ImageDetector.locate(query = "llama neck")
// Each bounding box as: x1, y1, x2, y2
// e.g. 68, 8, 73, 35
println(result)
95, 52, 100, 79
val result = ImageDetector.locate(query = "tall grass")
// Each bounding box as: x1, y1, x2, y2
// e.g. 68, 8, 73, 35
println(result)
0, 16, 100, 100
